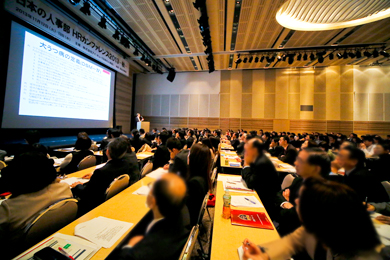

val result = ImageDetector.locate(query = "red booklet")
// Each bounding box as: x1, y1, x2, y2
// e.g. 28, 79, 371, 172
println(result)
231, 210, 274, 230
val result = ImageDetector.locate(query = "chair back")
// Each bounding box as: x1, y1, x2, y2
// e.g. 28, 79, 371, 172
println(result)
196, 193, 209, 225
138, 144, 152, 153
281, 173, 295, 190
24, 198, 78, 246
77, 155, 96, 170
105, 174, 130, 200
210, 168, 218, 186
211, 153, 219, 169
140, 161, 154, 177
0, 160, 6, 171
382, 181, 390, 200
178, 225, 200, 260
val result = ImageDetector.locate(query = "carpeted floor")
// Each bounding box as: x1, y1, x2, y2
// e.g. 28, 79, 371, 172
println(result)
190, 206, 215, 260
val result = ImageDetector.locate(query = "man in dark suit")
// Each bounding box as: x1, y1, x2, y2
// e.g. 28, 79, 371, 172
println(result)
14, 130, 49, 158
230, 132, 240, 151
152, 131, 170, 170
278, 136, 298, 165
71, 138, 130, 215
261, 132, 271, 151
276, 148, 333, 236
117, 173, 189, 260
101, 129, 122, 162
241, 138, 280, 220
121, 135, 141, 185
268, 137, 284, 157
186, 130, 195, 149
164, 137, 189, 179
130, 129, 145, 153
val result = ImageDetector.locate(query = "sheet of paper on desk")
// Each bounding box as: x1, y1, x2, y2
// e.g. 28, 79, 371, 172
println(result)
229, 162, 241, 167
231, 195, 263, 208
147, 168, 168, 179
137, 153, 152, 159
237, 246, 244, 260
133, 185, 151, 195
374, 223, 390, 245
13, 233, 100, 260
75, 217, 133, 248
217, 175, 242, 182
61, 177, 89, 186
224, 181, 254, 193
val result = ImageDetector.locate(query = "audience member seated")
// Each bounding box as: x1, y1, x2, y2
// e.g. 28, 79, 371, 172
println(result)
131, 129, 145, 153
101, 128, 122, 162
241, 138, 280, 219
71, 138, 130, 215
120, 135, 141, 185
164, 137, 189, 178
186, 130, 195, 149
100, 128, 114, 151
360, 135, 376, 157
186, 143, 212, 226
15, 130, 49, 158
276, 148, 333, 236
371, 143, 390, 181
0, 152, 73, 258
231, 132, 240, 150
59, 134, 94, 174
243, 178, 382, 260
139, 128, 146, 139
268, 137, 283, 157
278, 136, 298, 165
328, 134, 340, 151
176, 130, 187, 149
367, 201, 390, 216
152, 131, 170, 170
117, 174, 189, 260
200, 138, 216, 160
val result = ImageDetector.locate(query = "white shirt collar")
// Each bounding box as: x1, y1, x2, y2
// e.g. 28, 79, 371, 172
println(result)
146, 217, 164, 234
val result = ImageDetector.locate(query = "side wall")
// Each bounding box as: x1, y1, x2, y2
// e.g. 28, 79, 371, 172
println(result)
134, 66, 390, 136
115, 71, 133, 133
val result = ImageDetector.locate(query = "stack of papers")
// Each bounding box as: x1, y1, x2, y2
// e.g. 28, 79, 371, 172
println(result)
217, 175, 242, 182
229, 162, 241, 167
231, 195, 263, 208
61, 177, 90, 186
137, 153, 153, 159
147, 168, 168, 179
132, 185, 151, 195
13, 233, 100, 260
278, 163, 296, 173
374, 223, 390, 246
74, 216, 133, 248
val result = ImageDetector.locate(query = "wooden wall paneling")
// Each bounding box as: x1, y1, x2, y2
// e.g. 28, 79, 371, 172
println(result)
147, 116, 170, 130
353, 121, 370, 136
220, 94, 230, 118
340, 93, 354, 121
368, 121, 390, 136
288, 93, 300, 119
273, 119, 290, 132
385, 93, 390, 121
230, 71, 243, 118
252, 70, 265, 118
325, 66, 340, 120
339, 121, 354, 134
290, 120, 326, 133
264, 94, 275, 119
327, 120, 340, 133
300, 68, 315, 120
115, 72, 133, 133
229, 118, 241, 131
188, 117, 199, 128
275, 70, 289, 119
241, 94, 252, 118
170, 117, 188, 129
313, 93, 326, 120
354, 93, 369, 121
219, 118, 230, 132
207, 117, 220, 129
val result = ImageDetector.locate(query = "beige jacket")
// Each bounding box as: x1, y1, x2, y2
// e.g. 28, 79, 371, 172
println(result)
262, 226, 382, 260
0, 183, 73, 244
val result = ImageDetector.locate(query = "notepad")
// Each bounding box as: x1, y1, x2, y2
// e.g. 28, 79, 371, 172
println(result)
231, 195, 263, 208
61, 177, 90, 186
132, 185, 151, 195
74, 217, 133, 248
224, 181, 254, 193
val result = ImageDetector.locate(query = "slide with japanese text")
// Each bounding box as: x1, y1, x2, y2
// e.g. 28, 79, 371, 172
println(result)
2, 22, 115, 128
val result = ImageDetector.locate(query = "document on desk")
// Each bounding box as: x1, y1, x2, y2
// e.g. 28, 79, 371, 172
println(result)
217, 175, 242, 182
75, 217, 133, 248
13, 233, 100, 260
147, 168, 168, 179
231, 195, 263, 208
61, 177, 90, 186
224, 180, 254, 193
132, 185, 151, 195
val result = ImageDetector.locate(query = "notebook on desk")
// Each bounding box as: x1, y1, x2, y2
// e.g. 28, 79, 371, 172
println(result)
231, 210, 274, 230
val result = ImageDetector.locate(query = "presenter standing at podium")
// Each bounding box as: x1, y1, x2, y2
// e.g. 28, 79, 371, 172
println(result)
135, 113, 144, 123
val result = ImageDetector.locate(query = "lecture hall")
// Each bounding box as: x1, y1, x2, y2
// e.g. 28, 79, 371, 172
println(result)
1, 0, 390, 259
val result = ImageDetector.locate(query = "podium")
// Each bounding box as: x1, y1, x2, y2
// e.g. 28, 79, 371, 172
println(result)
137, 121, 150, 132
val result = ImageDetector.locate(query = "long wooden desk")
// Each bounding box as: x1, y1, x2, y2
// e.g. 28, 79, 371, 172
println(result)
220, 150, 242, 169
210, 174, 280, 259
220, 143, 235, 151
16, 165, 156, 260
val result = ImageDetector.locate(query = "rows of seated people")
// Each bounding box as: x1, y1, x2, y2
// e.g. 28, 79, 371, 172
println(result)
1, 127, 390, 259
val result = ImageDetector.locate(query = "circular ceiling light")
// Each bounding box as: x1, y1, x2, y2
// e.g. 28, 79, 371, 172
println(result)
276, 0, 390, 31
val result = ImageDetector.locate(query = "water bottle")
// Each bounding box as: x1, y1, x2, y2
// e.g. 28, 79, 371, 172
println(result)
222, 189, 231, 219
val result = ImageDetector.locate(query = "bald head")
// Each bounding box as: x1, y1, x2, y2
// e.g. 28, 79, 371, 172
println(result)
148, 173, 186, 218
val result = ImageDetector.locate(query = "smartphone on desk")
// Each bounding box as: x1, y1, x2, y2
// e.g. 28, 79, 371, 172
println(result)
34, 247, 70, 260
